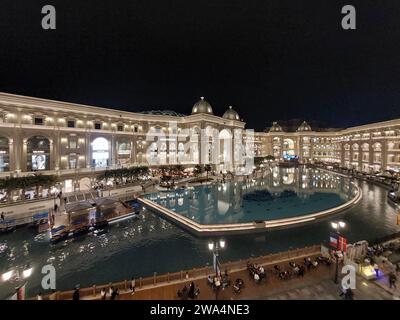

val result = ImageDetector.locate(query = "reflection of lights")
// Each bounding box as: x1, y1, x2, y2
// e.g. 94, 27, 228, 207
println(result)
2, 270, 13, 281
23, 267, 33, 279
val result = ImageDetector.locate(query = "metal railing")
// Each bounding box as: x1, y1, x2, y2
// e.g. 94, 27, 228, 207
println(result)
37, 244, 321, 300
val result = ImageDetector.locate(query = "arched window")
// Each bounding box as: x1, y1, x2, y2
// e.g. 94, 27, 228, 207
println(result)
117, 140, 131, 165
91, 137, 110, 168
0, 137, 9, 172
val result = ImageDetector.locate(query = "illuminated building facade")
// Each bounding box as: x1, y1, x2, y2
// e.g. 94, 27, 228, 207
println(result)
0, 92, 398, 192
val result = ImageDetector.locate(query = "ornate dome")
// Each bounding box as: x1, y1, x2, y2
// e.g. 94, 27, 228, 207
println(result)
191, 97, 213, 115
297, 121, 312, 132
269, 121, 283, 132
222, 106, 240, 121
139, 110, 186, 117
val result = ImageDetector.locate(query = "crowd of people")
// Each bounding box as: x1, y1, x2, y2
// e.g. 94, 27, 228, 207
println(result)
247, 262, 266, 282
246, 255, 333, 283
177, 281, 200, 299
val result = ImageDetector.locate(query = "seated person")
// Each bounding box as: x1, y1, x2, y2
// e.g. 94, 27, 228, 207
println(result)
214, 277, 221, 288
182, 285, 188, 296
235, 278, 244, 287
254, 272, 260, 282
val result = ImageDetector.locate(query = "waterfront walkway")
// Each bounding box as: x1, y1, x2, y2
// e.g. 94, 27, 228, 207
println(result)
39, 245, 326, 300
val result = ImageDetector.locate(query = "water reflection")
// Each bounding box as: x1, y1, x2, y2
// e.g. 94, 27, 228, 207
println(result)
0, 169, 398, 298
145, 167, 356, 224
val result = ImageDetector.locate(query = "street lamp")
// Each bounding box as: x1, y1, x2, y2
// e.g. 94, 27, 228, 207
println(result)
2, 265, 33, 300
208, 239, 226, 300
22, 266, 33, 279
2, 270, 14, 282
331, 220, 346, 284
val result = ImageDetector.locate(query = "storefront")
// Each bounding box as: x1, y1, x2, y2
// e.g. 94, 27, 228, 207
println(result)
27, 136, 50, 171
117, 140, 131, 166
0, 136, 9, 172
91, 137, 110, 168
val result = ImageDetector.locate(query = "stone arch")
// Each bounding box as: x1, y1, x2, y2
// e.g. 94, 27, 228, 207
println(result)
0, 136, 10, 172
218, 129, 232, 172
91, 136, 110, 168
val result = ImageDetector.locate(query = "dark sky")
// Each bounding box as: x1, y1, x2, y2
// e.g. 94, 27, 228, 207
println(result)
0, 0, 400, 131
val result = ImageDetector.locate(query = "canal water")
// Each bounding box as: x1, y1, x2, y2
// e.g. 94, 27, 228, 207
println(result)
144, 167, 357, 224
0, 168, 399, 298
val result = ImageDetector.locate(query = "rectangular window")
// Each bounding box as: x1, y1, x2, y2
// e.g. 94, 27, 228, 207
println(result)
134, 126, 138, 133
117, 125, 124, 132
94, 122, 102, 130
34, 117, 44, 125
67, 120, 75, 128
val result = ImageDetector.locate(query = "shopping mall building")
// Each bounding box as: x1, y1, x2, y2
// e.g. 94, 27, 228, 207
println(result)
0, 92, 399, 192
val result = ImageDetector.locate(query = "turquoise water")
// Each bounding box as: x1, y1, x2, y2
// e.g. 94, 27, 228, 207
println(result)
145, 167, 356, 224
0, 166, 398, 299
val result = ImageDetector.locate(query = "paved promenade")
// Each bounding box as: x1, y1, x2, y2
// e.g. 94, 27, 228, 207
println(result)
83, 255, 333, 300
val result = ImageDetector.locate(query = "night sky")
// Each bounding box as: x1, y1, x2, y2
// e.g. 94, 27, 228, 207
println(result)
1, 0, 400, 131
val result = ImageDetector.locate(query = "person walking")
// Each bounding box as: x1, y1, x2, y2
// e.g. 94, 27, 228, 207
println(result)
373, 263, 380, 278
130, 277, 136, 295
110, 288, 119, 300
100, 288, 107, 300
389, 272, 397, 289
72, 287, 80, 301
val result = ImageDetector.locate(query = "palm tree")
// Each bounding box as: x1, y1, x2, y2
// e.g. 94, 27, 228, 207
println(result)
0, 174, 58, 202
194, 164, 204, 177
176, 165, 185, 176
266, 155, 275, 162
204, 164, 212, 179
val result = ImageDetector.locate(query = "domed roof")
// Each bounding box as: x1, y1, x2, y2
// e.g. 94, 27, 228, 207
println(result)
297, 121, 312, 132
269, 121, 283, 132
191, 97, 213, 115
222, 106, 240, 121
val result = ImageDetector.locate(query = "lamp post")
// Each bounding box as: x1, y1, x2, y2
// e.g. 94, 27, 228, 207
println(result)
208, 239, 226, 300
2, 264, 33, 300
331, 221, 346, 284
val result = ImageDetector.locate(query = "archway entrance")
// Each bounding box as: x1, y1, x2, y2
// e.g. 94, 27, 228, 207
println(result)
91, 137, 110, 168
219, 129, 232, 173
